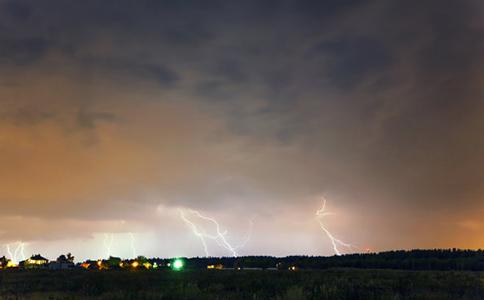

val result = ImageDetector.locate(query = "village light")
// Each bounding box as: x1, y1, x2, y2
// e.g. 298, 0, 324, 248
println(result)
80, 263, 90, 269
172, 258, 184, 271
6, 261, 18, 268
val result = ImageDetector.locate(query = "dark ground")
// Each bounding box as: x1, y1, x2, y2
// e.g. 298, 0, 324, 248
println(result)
0, 268, 482, 300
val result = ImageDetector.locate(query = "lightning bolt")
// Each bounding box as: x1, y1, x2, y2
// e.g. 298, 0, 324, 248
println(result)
315, 197, 354, 256
15, 242, 25, 261
179, 209, 215, 256
6, 245, 13, 261
6, 241, 26, 264
103, 233, 114, 258
179, 209, 253, 257
128, 232, 136, 258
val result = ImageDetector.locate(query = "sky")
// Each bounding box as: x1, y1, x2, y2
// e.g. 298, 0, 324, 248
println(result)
0, 0, 483, 261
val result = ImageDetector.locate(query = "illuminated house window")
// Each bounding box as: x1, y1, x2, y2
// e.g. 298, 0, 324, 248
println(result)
288, 266, 298, 271
207, 264, 224, 270
80, 263, 91, 269
25, 254, 49, 268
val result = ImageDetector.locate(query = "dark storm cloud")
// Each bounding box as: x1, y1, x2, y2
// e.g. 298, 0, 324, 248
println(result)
0, 0, 483, 253
74, 56, 180, 87
2, 1, 32, 19
76, 110, 119, 130
310, 38, 393, 88
358, 0, 484, 209
0, 0, 211, 80
0, 37, 51, 65
0, 107, 54, 126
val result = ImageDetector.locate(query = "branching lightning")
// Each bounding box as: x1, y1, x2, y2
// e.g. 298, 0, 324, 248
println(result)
6, 241, 26, 264
179, 209, 254, 257
179, 210, 212, 256
315, 197, 354, 256
103, 233, 114, 258
102, 232, 138, 258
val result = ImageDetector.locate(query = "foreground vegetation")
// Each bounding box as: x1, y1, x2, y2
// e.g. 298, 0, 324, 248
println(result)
0, 268, 482, 300
1, 250, 483, 299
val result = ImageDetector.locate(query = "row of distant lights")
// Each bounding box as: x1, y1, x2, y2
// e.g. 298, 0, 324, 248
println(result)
2, 258, 302, 272
85, 258, 184, 271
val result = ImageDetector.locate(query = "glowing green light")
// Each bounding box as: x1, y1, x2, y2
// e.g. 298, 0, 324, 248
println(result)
172, 259, 184, 270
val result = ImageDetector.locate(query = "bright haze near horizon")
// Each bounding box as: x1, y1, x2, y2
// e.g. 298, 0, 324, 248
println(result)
0, 0, 483, 261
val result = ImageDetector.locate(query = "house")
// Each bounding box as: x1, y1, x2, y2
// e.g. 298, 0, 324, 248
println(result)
125, 259, 143, 269
49, 261, 74, 270
288, 265, 299, 271
78, 260, 98, 270
149, 259, 164, 269
125, 256, 153, 269
48, 254, 75, 270
79, 262, 91, 269
145, 260, 161, 269
96, 259, 109, 270
105, 256, 122, 269
207, 264, 224, 270
23, 254, 49, 268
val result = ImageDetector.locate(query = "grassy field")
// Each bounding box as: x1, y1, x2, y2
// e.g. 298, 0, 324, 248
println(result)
0, 268, 482, 299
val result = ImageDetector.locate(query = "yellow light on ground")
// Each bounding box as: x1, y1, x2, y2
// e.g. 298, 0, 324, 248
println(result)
132, 261, 139, 268
6, 261, 18, 268
207, 264, 223, 270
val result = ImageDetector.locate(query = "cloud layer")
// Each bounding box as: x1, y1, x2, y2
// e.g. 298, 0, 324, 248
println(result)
0, 0, 483, 259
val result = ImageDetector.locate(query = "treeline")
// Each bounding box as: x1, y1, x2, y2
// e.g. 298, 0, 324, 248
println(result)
181, 249, 484, 271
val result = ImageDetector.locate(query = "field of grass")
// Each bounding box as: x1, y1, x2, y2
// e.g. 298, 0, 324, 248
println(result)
0, 268, 482, 300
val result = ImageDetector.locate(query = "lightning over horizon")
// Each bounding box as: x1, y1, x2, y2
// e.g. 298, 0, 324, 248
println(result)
103, 233, 114, 258
179, 208, 254, 257
0, 0, 482, 264
0, 0, 482, 297
315, 198, 355, 256
128, 232, 137, 258
6, 241, 26, 265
